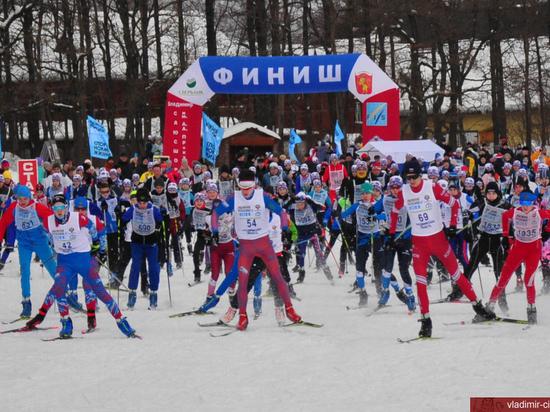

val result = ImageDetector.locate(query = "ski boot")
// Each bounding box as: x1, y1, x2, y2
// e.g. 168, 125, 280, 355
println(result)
405, 291, 416, 312
542, 272, 550, 295
204, 263, 211, 274
323, 266, 333, 282
426, 268, 433, 285
445, 283, 464, 302
117, 317, 137, 337
220, 307, 236, 324
285, 303, 301, 323
141, 273, 150, 296
395, 288, 407, 304
472, 299, 496, 322
418, 314, 432, 338
107, 274, 122, 289
515, 276, 524, 292
26, 308, 47, 329
33, 254, 40, 263
275, 306, 285, 327
498, 291, 509, 314
358, 288, 368, 307
288, 283, 297, 299
149, 291, 158, 309
297, 268, 305, 283
0, 261, 5, 272
348, 279, 359, 293
187, 244, 193, 255
292, 264, 300, 273
66, 291, 84, 313
203, 295, 213, 307
527, 304, 537, 325
237, 310, 248, 330
193, 269, 201, 285
60, 317, 73, 338
253, 297, 262, 320
127, 290, 137, 309
20, 298, 32, 318
378, 288, 390, 305
87, 309, 97, 330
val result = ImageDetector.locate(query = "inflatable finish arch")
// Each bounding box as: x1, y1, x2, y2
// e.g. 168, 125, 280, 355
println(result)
163, 54, 399, 169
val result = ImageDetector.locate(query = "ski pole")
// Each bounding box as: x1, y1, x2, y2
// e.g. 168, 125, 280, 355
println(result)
477, 267, 484, 298
96, 258, 131, 292
163, 221, 173, 308
102, 209, 113, 297
395, 224, 412, 241
334, 218, 352, 273
456, 216, 482, 234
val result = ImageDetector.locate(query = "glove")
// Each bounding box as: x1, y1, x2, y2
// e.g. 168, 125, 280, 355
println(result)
177, 227, 184, 237
386, 233, 395, 250
367, 205, 375, 216
98, 250, 107, 262
160, 206, 167, 216
446, 225, 457, 241
543, 230, 550, 243
90, 243, 100, 258
200, 295, 220, 312
100, 200, 108, 212
204, 231, 212, 246
211, 232, 219, 247
501, 236, 510, 251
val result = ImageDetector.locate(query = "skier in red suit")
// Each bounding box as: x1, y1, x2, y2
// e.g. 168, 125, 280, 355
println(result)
486, 191, 550, 325
388, 162, 494, 337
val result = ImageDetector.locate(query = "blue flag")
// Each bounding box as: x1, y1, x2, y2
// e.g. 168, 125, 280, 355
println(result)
88, 116, 112, 159
334, 120, 345, 156
289, 128, 302, 161
202, 113, 224, 164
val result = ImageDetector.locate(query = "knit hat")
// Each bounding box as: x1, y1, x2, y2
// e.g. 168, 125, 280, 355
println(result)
238, 169, 256, 189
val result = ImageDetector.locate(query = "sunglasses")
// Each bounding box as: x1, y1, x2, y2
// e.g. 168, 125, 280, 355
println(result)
406, 174, 420, 181
52, 204, 67, 211
75, 207, 87, 211
100, 190, 110, 194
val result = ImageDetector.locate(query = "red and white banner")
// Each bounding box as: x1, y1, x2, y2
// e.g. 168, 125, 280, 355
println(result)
18, 159, 39, 194
163, 96, 203, 170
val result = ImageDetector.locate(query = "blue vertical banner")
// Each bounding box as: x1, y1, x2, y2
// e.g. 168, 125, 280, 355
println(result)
88, 116, 112, 159
334, 120, 345, 156
289, 128, 302, 161
202, 112, 224, 164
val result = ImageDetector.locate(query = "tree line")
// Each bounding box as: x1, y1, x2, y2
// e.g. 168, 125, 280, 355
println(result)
1, 0, 549, 161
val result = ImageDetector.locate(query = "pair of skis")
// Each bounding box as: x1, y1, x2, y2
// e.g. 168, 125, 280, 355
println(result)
199, 320, 324, 337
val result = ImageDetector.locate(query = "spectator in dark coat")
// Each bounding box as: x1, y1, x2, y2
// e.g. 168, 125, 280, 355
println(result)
116, 153, 134, 180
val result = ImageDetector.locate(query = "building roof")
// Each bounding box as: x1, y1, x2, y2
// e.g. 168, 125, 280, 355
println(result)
222, 122, 281, 140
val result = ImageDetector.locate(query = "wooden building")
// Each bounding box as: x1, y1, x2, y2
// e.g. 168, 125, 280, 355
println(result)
217, 122, 283, 167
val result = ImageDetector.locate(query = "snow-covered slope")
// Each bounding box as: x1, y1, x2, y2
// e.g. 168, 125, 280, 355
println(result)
1, 248, 547, 411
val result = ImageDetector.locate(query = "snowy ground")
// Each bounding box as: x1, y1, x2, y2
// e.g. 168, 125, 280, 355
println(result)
1, 245, 548, 412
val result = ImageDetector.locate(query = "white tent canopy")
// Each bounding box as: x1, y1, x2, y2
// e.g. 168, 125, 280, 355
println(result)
356, 139, 445, 164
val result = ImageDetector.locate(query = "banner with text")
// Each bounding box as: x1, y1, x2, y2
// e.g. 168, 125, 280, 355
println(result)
163, 96, 203, 171
18, 159, 38, 194
164, 54, 400, 163
202, 113, 224, 165
88, 116, 112, 160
